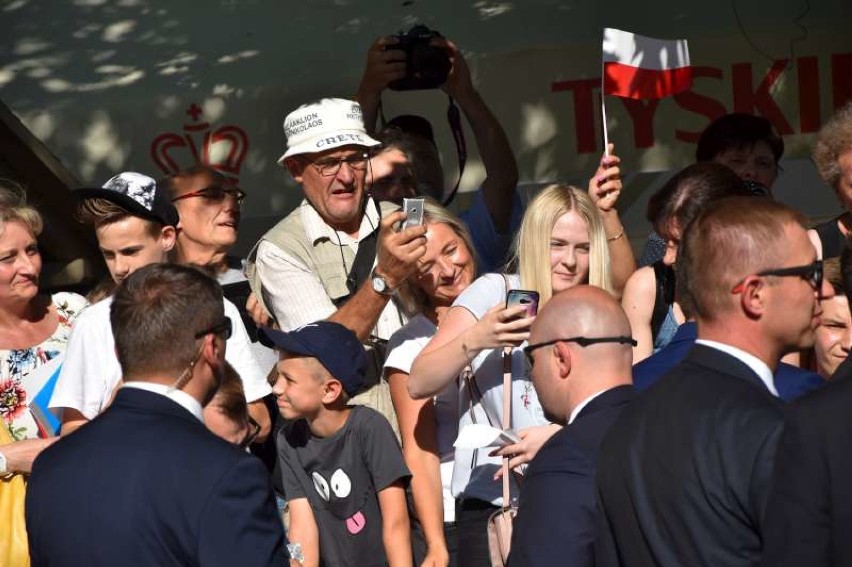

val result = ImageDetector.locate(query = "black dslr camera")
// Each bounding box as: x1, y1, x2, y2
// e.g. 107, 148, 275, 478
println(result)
388, 25, 451, 91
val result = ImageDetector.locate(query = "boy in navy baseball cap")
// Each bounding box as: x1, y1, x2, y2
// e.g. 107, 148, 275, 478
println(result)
260, 321, 412, 566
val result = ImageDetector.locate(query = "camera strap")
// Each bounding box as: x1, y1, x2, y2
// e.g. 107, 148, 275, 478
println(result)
442, 95, 467, 207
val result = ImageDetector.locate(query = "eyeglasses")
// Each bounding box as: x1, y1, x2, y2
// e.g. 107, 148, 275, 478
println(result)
172, 185, 246, 204
311, 152, 370, 177
523, 336, 637, 366
238, 416, 261, 450
195, 317, 233, 340
730, 260, 824, 296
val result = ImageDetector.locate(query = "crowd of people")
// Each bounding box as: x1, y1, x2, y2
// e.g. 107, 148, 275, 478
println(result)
2, 31, 852, 567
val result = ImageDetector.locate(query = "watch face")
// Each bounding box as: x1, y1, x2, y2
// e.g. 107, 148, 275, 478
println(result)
372, 276, 386, 293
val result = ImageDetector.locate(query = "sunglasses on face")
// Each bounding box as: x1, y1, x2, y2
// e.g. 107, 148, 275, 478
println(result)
238, 416, 261, 450
194, 317, 233, 340
172, 185, 246, 204
523, 336, 637, 366
731, 260, 824, 296
311, 152, 370, 177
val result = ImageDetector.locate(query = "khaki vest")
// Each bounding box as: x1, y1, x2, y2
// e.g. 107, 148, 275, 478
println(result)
244, 200, 401, 436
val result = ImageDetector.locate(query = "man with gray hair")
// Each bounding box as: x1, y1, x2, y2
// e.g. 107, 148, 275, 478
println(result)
246, 98, 426, 430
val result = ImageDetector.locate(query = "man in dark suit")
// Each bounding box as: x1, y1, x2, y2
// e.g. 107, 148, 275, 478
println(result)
760, 239, 852, 565
596, 197, 832, 567
25, 264, 288, 567
507, 285, 635, 567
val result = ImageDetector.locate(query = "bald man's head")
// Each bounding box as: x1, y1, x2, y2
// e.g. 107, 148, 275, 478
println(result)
527, 285, 633, 423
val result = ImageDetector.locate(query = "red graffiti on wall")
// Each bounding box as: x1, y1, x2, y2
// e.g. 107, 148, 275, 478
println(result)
150, 103, 249, 182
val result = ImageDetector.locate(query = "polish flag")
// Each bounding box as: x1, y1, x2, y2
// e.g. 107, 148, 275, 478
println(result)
602, 28, 692, 99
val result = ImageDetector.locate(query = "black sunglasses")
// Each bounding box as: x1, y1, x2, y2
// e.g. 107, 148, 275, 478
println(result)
731, 260, 823, 296
172, 185, 246, 204
238, 416, 261, 450
523, 336, 637, 366
195, 317, 233, 340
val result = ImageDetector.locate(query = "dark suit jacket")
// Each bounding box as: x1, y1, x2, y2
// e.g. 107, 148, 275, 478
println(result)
26, 388, 287, 567
633, 322, 824, 401
596, 345, 785, 567
507, 385, 634, 567
761, 371, 852, 566
831, 352, 852, 381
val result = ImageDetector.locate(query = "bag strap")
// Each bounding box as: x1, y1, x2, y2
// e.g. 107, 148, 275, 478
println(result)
501, 347, 511, 509
500, 274, 512, 509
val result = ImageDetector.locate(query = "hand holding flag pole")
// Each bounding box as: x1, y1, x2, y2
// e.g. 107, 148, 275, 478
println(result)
600, 28, 693, 157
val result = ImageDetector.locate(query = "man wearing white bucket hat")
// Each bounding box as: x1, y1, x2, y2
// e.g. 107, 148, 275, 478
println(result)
246, 98, 426, 432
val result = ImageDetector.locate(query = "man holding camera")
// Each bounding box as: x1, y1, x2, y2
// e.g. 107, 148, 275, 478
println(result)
245, 98, 426, 433
357, 30, 521, 272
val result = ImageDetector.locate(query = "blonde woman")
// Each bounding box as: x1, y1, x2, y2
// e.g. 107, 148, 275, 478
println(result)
0, 184, 87, 565
408, 184, 613, 567
385, 199, 478, 567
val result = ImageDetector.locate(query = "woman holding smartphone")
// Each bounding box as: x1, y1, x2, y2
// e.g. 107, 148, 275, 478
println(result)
407, 184, 615, 567
384, 200, 477, 567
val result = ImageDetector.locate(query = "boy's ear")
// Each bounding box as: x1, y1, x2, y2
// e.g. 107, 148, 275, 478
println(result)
160, 225, 177, 252
321, 378, 345, 405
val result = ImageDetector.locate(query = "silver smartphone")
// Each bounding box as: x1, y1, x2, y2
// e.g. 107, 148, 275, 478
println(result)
402, 197, 425, 229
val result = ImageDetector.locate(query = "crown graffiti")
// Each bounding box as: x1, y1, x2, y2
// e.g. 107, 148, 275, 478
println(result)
150, 103, 249, 180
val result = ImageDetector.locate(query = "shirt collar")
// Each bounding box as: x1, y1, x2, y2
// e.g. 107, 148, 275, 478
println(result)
694, 339, 779, 397
122, 381, 205, 423
300, 197, 381, 246
568, 389, 609, 425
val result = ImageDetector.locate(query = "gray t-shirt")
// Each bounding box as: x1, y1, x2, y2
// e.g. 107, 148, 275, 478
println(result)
451, 273, 550, 505
277, 406, 410, 567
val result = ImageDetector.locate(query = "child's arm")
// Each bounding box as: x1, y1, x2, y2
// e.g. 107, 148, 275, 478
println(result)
287, 497, 320, 567
377, 480, 413, 567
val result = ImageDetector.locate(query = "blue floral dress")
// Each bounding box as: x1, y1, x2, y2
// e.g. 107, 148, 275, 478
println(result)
0, 293, 87, 441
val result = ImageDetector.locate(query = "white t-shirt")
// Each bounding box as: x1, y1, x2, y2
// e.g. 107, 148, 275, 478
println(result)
49, 295, 271, 420
384, 314, 458, 522
451, 273, 550, 506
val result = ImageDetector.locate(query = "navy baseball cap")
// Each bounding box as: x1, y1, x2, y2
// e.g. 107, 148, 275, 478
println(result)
258, 321, 367, 397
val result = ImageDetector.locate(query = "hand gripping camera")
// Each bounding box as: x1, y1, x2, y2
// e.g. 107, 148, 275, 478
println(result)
388, 25, 451, 91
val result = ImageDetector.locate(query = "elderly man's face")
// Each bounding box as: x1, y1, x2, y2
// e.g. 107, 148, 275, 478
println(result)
289, 145, 370, 233
170, 171, 242, 252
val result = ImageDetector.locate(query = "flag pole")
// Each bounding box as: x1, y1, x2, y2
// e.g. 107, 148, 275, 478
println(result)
600, 30, 610, 159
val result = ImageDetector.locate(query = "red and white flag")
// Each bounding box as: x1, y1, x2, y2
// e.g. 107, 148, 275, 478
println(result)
602, 28, 692, 99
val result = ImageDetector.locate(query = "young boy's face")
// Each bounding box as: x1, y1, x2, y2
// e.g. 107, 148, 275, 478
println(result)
96, 216, 175, 283
271, 354, 329, 420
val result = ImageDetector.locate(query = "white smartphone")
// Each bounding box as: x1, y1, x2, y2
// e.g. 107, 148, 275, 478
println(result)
402, 197, 425, 229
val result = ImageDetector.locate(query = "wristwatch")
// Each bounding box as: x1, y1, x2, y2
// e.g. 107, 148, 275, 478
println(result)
370, 268, 394, 296
0, 450, 8, 476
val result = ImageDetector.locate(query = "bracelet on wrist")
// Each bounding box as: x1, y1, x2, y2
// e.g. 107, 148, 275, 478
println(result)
607, 228, 625, 242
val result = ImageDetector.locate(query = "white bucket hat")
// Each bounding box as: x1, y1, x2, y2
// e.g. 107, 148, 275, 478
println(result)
277, 98, 380, 164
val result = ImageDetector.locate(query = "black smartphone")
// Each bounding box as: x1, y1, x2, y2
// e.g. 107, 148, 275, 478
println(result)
506, 289, 540, 318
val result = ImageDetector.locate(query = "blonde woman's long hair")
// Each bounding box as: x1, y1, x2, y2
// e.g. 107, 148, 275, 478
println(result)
511, 184, 612, 306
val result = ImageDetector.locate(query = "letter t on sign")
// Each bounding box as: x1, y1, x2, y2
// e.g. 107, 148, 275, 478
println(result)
552, 78, 600, 154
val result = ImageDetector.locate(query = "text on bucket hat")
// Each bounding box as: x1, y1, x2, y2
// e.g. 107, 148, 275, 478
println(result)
277, 98, 380, 164
74, 172, 180, 228
258, 321, 367, 397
